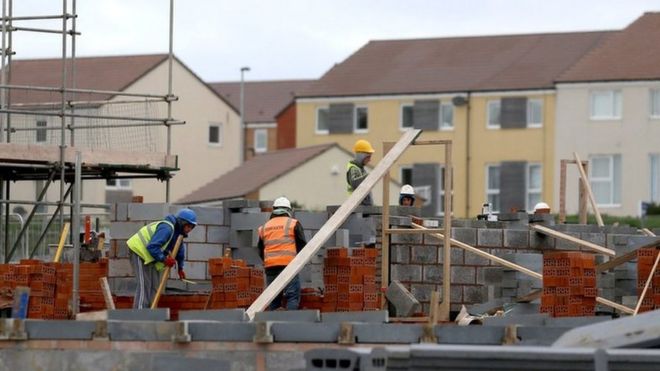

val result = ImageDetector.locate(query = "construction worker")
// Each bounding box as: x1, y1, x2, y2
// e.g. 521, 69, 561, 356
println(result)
399, 184, 416, 206
127, 208, 197, 309
258, 196, 307, 310
347, 139, 375, 206
533, 202, 551, 214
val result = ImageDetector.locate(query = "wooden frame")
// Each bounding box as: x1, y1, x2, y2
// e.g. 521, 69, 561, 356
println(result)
559, 159, 588, 224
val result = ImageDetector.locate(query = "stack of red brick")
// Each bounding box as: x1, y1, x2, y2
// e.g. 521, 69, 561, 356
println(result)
636, 247, 660, 312
208, 257, 265, 309
540, 252, 596, 317
322, 247, 380, 312
79, 259, 109, 312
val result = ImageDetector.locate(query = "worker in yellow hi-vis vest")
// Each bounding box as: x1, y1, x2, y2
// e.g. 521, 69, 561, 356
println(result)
347, 139, 375, 206
127, 208, 197, 309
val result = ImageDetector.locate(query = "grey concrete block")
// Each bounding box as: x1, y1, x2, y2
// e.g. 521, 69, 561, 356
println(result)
353, 323, 423, 343
464, 248, 491, 266
152, 355, 230, 370
230, 229, 257, 248
463, 286, 486, 303
223, 199, 260, 209
450, 266, 475, 285
25, 320, 96, 340
391, 245, 410, 264
411, 283, 436, 302
544, 316, 611, 327
108, 258, 133, 278
555, 231, 582, 250
389, 215, 412, 227
295, 211, 328, 230
232, 247, 263, 266
185, 225, 206, 243
187, 322, 256, 341
207, 226, 230, 244
580, 233, 607, 246
189, 206, 224, 225
180, 261, 207, 280
391, 264, 422, 282
127, 203, 168, 221
437, 247, 464, 265
452, 227, 477, 246
108, 308, 170, 321
411, 245, 437, 264
334, 229, 350, 248
186, 243, 224, 261
109, 221, 145, 239
231, 212, 270, 230
467, 298, 507, 315
423, 265, 443, 283
179, 309, 246, 322
321, 310, 389, 323
517, 326, 571, 346
108, 277, 136, 295
504, 229, 529, 248
115, 203, 128, 221
436, 325, 505, 345
529, 231, 555, 249
270, 322, 339, 343
391, 232, 423, 244
386, 281, 421, 317
107, 321, 176, 341
254, 310, 320, 322
483, 313, 548, 327
477, 229, 502, 247
478, 267, 504, 285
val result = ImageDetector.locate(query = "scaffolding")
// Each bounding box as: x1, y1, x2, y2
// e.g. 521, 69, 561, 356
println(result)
0, 0, 182, 315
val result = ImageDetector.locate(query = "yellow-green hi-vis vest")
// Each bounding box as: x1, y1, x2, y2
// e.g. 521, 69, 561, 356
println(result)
127, 221, 174, 271
346, 162, 365, 194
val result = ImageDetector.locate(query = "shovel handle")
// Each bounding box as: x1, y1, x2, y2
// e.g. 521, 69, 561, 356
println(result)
151, 235, 184, 309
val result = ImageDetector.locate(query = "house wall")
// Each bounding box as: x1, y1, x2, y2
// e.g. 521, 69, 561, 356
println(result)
245, 124, 277, 160
556, 81, 660, 216
276, 103, 297, 149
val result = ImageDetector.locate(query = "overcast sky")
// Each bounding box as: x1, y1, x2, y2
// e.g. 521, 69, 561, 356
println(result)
9, 1, 660, 83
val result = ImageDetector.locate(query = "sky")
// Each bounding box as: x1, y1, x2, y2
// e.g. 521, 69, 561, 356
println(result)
8, 1, 660, 83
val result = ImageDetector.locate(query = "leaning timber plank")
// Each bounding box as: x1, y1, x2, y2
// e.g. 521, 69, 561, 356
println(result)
411, 222, 542, 280
596, 238, 660, 273
634, 251, 660, 315
530, 224, 615, 257
573, 152, 604, 226
641, 228, 657, 237
596, 297, 635, 315
246, 129, 422, 320
516, 289, 542, 303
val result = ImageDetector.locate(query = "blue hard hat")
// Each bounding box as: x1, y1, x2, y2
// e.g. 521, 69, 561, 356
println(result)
176, 208, 197, 226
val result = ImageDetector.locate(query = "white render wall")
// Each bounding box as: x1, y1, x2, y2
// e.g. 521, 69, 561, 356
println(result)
555, 81, 660, 216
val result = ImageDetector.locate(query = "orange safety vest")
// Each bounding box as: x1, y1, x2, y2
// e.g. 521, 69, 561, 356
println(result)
259, 217, 298, 268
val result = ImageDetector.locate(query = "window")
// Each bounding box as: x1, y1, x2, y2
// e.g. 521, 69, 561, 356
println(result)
487, 100, 500, 128
36, 120, 47, 143
486, 165, 501, 212
208, 123, 222, 145
106, 179, 131, 190
437, 166, 454, 215
354, 106, 368, 132
440, 103, 454, 130
527, 99, 543, 127
415, 185, 432, 207
526, 163, 542, 211
316, 107, 329, 134
590, 90, 622, 119
401, 104, 414, 129
651, 89, 660, 118
589, 154, 621, 206
400, 166, 413, 185
253, 129, 267, 154
651, 154, 660, 202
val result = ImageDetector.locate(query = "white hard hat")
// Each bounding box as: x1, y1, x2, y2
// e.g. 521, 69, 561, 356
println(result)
400, 184, 415, 196
273, 196, 291, 209
533, 202, 550, 212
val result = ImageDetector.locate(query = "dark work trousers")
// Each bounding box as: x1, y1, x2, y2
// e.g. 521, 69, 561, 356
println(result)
266, 267, 300, 310
130, 250, 161, 309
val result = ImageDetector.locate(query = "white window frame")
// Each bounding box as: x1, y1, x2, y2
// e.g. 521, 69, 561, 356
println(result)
487, 100, 501, 129
589, 154, 621, 207
439, 102, 454, 131
106, 178, 132, 190
315, 106, 329, 135
590, 90, 622, 120
527, 99, 543, 128
526, 163, 542, 211
486, 164, 501, 212
208, 122, 222, 146
354, 106, 369, 133
254, 128, 268, 154
400, 104, 414, 130
651, 154, 660, 202
36, 120, 47, 143
651, 89, 660, 119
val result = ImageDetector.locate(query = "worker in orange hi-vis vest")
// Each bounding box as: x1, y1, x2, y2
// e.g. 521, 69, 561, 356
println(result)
257, 196, 307, 310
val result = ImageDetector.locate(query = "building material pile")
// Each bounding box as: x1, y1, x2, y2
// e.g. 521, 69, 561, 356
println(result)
322, 247, 380, 312
636, 247, 660, 312
207, 257, 265, 309
541, 252, 596, 317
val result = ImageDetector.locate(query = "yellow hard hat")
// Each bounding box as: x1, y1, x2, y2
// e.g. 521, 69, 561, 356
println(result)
353, 139, 375, 154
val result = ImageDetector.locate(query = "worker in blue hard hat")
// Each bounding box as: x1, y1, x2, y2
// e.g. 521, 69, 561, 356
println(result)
127, 208, 197, 309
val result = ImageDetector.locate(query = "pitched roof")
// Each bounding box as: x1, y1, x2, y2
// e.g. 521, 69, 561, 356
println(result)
558, 12, 660, 83
176, 143, 338, 204
299, 31, 613, 98
209, 80, 314, 123
7, 54, 169, 105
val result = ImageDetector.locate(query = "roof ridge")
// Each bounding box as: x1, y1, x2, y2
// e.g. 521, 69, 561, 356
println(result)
12, 53, 169, 63
368, 29, 618, 44
209, 79, 316, 85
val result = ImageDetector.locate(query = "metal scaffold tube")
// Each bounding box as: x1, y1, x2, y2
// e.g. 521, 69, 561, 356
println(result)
165, 0, 174, 203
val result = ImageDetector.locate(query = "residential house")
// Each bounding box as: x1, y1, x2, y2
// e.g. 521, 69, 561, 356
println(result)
556, 12, 660, 216
210, 79, 313, 159
6, 54, 241, 209
295, 31, 610, 217
177, 143, 401, 211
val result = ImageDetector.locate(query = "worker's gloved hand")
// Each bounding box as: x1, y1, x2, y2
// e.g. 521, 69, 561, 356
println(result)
178, 269, 186, 280
163, 256, 176, 268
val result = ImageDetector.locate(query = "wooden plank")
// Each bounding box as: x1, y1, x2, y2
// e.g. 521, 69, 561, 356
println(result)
641, 228, 657, 237
634, 251, 660, 315
412, 223, 542, 280
150, 236, 184, 309
429, 291, 440, 325
559, 160, 567, 223
381, 141, 393, 310
516, 289, 542, 303
52, 223, 70, 263
246, 129, 422, 320
596, 296, 635, 315
578, 162, 588, 224
531, 224, 615, 257
596, 250, 637, 273
573, 152, 603, 226
99, 277, 115, 310
440, 142, 453, 321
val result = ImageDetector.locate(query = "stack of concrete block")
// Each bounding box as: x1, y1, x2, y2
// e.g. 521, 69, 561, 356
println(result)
497, 253, 542, 301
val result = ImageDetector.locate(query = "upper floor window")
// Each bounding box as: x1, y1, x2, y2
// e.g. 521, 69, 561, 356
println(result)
208, 123, 222, 146
440, 103, 454, 130
316, 107, 329, 134
589, 154, 621, 206
400, 104, 414, 130
254, 129, 267, 154
488, 98, 543, 129
36, 120, 47, 143
526, 163, 542, 211
486, 165, 501, 212
590, 90, 622, 120
106, 179, 131, 190
651, 89, 660, 118
400, 165, 413, 185
527, 99, 543, 127
487, 100, 501, 128
354, 106, 368, 133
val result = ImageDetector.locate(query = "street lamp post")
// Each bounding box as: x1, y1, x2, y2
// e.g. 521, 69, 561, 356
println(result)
239, 66, 250, 164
